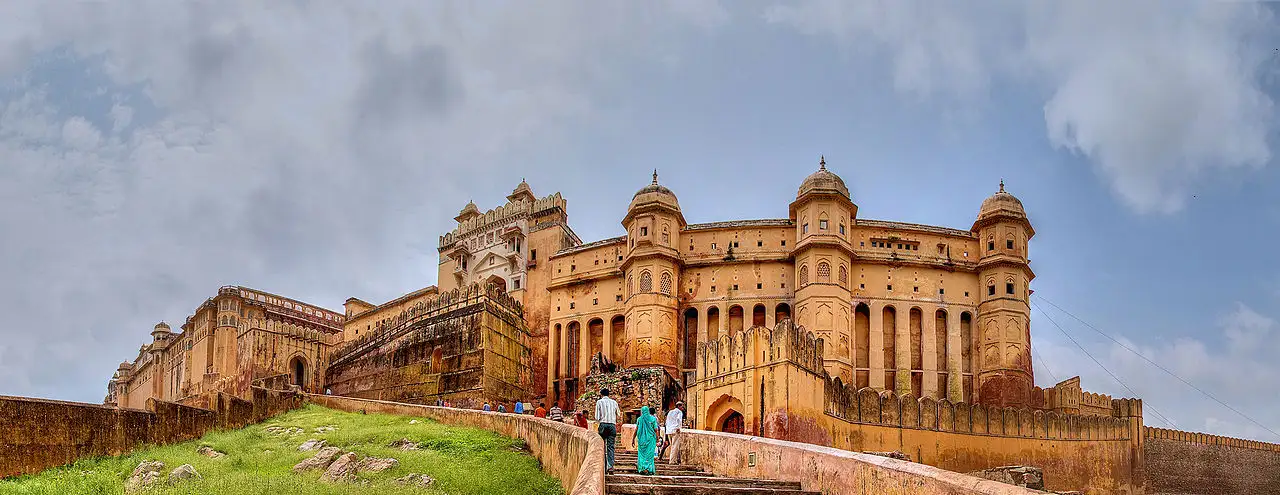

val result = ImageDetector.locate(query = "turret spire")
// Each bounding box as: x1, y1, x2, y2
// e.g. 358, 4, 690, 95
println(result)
999, 179, 1005, 193
652, 169, 659, 184
819, 155, 826, 170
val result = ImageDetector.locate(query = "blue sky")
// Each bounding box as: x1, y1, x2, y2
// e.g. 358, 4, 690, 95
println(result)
1, 1, 1278, 441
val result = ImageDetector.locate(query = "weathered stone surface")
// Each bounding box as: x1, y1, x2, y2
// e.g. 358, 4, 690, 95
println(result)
168, 464, 201, 483
864, 451, 912, 462
298, 439, 327, 451
388, 438, 421, 451
358, 456, 399, 473
320, 452, 360, 483
293, 446, 343, 472
196, 446, 225, 458
967, 466, 1044, 490
313, 425, 338, 433
395, 473, 437, 487
125, 461, 165, 493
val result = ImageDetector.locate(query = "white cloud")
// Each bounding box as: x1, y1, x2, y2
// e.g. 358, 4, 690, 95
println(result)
764, 0, 1278, 213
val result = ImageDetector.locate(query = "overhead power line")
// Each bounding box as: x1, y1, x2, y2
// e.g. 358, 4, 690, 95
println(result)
1030, 299, 1178, 428
1034, 295, 1280, 441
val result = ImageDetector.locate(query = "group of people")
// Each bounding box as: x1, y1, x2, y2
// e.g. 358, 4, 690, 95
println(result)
461, 390, 688, 476
593, 388, 685, 475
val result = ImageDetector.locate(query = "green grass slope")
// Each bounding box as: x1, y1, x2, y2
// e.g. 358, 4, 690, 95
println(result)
0, 404, 564, 495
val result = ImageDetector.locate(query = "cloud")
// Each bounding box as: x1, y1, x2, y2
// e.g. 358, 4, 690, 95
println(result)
1034, 302, 1280, 440
0, 1, 725, 402
764, 0, 1278, 213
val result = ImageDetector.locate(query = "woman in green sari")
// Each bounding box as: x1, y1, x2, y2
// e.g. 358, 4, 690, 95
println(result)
633, 406, 660, 475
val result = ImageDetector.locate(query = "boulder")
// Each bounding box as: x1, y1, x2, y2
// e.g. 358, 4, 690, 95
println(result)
124, 461, 164, 493
967, 465, 1045, 490
395, 473, 436, 487
168, 464, 201, 483
358, 457, 399, 473
388, 438, 421, 451
196, 446, 225, 458
320, 453, 360, 483
298, 439, 327, 451
293, 446, 343, 473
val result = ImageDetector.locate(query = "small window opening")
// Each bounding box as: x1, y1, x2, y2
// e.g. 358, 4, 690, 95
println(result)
988, 285, 996, 296
819, 220, 828, 230
1006, 283, 1015, 295
987, 241, 995, 251
1007, 239, 1014, 249
756, 283, 762, 289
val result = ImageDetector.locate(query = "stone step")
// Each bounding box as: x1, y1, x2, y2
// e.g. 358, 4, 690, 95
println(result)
611, 465, 705, 475
612, 455, 672, 465
606, 483, 821, 495
607, 474, 801, 489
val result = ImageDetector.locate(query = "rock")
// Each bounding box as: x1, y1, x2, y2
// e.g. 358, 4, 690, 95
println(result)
388, 438, 421, 451
124, 461, 164, 493
293, 446, 343, 473
298, 439, 327, 451
358, 457, 399, 473
314, 425, 338, 433
864, 451, 912, 462
409, 419, 419, 424
263, 450, 273, 455
168, 464, 201, 483
320, 452, 360, 483
196, 446, 225, 458
967, 465, 1045, 490
395, 473, 436, 487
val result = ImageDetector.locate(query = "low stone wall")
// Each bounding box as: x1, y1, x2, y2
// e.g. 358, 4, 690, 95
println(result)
306, 394, 605, 495
0, 387, 302, 479
673, 428, 1043, 495
1144, 427, 1280, 494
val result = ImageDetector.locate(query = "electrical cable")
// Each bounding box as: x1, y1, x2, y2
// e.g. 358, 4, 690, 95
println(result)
1031, 299, 1178, 428
1035, 295, 1280, 441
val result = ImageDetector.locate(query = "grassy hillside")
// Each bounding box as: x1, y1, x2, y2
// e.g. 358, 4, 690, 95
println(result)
0, 404, 564, 495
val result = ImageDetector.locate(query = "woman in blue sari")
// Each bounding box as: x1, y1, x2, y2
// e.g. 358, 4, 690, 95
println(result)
634, 406, 660, 475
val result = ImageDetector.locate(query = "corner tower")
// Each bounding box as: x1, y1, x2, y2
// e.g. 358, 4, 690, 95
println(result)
971, 181, 1035, 408
789, 157, 857, 383
620, 171, 686, 375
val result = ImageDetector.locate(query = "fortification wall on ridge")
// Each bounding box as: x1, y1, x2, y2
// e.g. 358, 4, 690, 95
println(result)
1144, 427, 1280, 494
0, 387, 302, 479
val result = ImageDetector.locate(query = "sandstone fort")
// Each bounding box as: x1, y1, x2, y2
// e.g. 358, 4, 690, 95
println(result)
70, 160, 1280, 493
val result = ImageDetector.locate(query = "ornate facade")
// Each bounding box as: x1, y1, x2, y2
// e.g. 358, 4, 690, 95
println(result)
107, 286, 344, 408
544, 160, 1036, 410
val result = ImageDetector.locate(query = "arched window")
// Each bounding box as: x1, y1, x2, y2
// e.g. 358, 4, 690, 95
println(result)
659, 272, 672, 295
817, 262, 831, 281
640, 270, 653, 293
799, 265, 809, 286
838, 265, 848, 286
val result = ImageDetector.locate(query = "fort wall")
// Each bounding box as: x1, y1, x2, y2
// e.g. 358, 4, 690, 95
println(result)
307, 394, 605, 495
0, 387, 302, 479
325, 283, 532, 407
1143, 427, 1280, 494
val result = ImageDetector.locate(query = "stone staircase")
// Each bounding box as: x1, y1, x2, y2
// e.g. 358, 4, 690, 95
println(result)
606, 450, 821, 495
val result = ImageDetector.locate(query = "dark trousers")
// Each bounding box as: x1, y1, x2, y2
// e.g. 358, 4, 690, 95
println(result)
597, 422, 617, 470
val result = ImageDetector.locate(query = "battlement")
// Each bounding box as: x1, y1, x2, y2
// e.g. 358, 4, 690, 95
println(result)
824, 379, 1138, 441
329, 283, 524, 366
438, 192, 566, 248
1146, 426, 1280, 452
695, 318, 824, 380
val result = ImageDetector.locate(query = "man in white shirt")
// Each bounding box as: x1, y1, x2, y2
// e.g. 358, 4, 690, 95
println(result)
594, 388, 620, 473
663, 401, 685, 463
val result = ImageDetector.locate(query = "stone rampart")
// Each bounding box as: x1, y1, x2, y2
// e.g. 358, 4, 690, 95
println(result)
1144, 426, 1280, 494
674, 427, 1042, 495
306, 394, 605, 495
0, 387, 302, 479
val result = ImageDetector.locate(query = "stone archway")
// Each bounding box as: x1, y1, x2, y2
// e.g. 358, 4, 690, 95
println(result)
721, 411, 745, 434
288, 355, 308, 392
705, 394, 747, 434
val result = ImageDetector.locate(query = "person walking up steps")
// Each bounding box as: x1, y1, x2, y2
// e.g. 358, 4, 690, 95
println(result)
662, 401, 685, 463
633, 406, 660, 475
594, 388, 620, 473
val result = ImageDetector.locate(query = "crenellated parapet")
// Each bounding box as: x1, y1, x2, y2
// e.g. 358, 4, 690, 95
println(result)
1145, 426, 1280, 452
438, 192, 567, 249
696, 318, 825, 380
330, 282, 525, 366
823, 376, 1135, 440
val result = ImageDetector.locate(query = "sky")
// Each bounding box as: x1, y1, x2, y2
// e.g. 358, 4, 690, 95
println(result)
1, 1, 1279, 441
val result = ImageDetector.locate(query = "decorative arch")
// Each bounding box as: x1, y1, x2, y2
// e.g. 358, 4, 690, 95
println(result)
817, 261, 831, 282
706, 306, 720, 341
659, 272, 673, 295
752, 304, 766, 327
838, 265, 848, 286
882, 305, 897, 391
774, 303, 791, 323
854, 302, 871, 388
588, 318, 605, 357
288, 354, 308, 392
639, 270, 653, 293
682, 308, 698, 369
728, 305, 744, 335
799, 265, 809, 286
706, 394, 747, 434
610, 315, 626, 364
566, 321, 582, 378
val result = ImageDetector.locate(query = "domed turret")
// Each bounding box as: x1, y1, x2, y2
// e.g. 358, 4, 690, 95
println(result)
796, 156, 850, 200
975, 180, 1027, 224
454, 200, 480, 223
151, 321, 172, 341
628, 170, 681, 213
507, 179, 535, 203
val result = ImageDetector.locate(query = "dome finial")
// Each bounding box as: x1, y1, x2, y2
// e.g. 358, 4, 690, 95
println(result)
819, 155, 826, 170
999, 179, 1005, 193
652, 169, 659, 184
